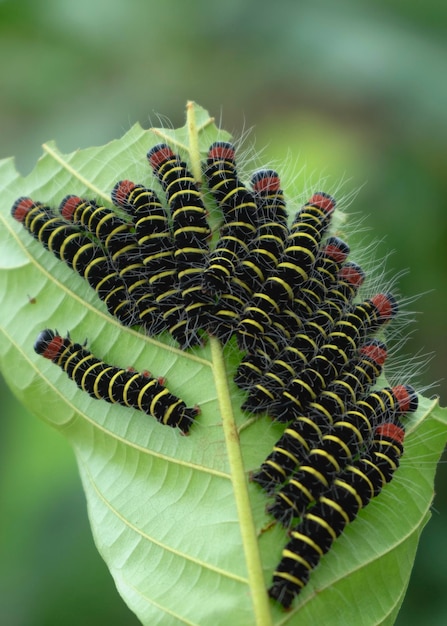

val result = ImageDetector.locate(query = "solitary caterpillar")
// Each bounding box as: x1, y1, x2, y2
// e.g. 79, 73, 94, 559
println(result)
34, 329, 199, 433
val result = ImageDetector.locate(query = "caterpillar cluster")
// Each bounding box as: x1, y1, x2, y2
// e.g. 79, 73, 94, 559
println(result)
268, 420, 410, 609
11, 139, 420, 608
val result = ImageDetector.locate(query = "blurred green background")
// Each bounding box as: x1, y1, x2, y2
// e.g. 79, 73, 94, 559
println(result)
1, 0, 446, 624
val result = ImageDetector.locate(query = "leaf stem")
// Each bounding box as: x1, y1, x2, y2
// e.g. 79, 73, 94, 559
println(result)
186, 101, 203, 183
209, 336, 273, 626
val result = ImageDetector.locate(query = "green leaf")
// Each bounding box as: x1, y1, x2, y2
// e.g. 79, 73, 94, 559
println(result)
1, 102, 446, 626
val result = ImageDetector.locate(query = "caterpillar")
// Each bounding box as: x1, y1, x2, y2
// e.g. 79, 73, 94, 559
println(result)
270, 292, 398, 422
202, 148, 293, 347
34, 329, 199, 433
201, 143, 259, 294
201, 145, 261, 341
251, 338, 388, 492
148, 143, 213, 346
267, 384, 418, 526
236, 191, 336, 353
110, 180, 184, 339
230, 169, 289, 294
111, 180, 177, 295
112, 177, 205, 349
147, 143, 211, 252
11, 197, 138, 326
268, 418, 412, 609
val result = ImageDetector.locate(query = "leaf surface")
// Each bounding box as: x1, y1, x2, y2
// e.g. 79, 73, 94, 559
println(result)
0, 102, 446, 626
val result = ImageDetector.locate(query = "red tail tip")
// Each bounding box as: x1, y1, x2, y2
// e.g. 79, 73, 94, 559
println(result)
207, 141, 236, 162
112, 180, 136, 207
375, 422, 406, 445
147, 144, 175, 170
308, 191, 336, 213
11, 196, 36, 222
59, 195, 83, 220
251, 169, 281, 193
